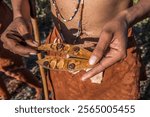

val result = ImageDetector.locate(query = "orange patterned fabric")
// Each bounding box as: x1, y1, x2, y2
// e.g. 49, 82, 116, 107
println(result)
46, 27, 141, 100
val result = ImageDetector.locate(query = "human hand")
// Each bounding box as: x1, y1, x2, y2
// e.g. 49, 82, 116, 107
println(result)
1, 17, 38, 57
82, 12, 128, 81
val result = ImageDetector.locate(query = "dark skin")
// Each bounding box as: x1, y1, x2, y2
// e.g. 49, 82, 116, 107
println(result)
82, 0, 150, 80
0, 0, 42, 99
1, 0, 38, 57
1, 0, 150, 80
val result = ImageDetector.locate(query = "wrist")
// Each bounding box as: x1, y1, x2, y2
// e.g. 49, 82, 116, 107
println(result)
13, 9, 23, 19
11, 0, 31, 21
124, 2, 150, 27
125, 5, 140, 27
13, 14, 31, 24
14, 17, 31, 25
115, 10, 129, 27
118, 6, 140, 28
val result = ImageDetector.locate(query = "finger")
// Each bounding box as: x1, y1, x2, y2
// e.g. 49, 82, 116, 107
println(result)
89, 31, 113, 65
17, 20, 30, 36
7, 31, 39, 48
25, 39, 39, 47
3, 44, 9, 50
11, 44, 38, 56
5, 45, 32, 57
17, 22, 39, 47
6, 33, 23, 42
82, 48, 126, 81
21, 33, 39, 47
3, 35, 37, 56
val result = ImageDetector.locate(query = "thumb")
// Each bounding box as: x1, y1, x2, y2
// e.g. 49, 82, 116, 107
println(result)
23, 33, 39, 47
17, 21, 39, 47
89, 31, 113, 65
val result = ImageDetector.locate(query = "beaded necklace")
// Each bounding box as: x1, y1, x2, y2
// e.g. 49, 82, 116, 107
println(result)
52, 0, 84, 42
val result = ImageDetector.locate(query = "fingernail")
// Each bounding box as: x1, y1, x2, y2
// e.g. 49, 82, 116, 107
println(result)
30, 52, 37, 55
89, 56, 97, 65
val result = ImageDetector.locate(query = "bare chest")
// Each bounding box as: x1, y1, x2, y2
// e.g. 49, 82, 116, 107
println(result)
50, 0, 131, 38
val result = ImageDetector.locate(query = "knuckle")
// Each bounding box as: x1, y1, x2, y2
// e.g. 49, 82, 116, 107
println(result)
6, 41, 13, 49
119, 51, 127, 59
1, 38, 4, 42
103, 30, 111, 35
102, 27, 112, 34
93, 49, 103, 58
3, 44, 8, 49
1, 34, 6, 42
95, 46, 104, 54
9, 48, 15, 53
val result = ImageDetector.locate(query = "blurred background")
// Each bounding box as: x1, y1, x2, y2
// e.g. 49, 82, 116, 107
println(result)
2, 0, 150, 100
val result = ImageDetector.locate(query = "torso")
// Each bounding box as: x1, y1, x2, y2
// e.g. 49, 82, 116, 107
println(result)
50, 0, 132, 44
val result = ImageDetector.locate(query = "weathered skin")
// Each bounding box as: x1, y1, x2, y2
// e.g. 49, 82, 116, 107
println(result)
51, 0, 132, 42
0, 1, 41, 99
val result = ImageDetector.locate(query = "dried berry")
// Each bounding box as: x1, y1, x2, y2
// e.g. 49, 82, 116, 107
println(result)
43, 61, 49, 66
73, 46, 80, 53
68, 63, 75, 70
57, 43, 64, 50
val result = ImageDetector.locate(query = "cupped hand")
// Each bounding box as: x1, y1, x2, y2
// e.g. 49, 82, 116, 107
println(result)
1, 17, 38, 57
82, 13, 129, 81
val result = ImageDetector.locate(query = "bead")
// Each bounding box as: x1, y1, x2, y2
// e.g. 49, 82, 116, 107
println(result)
63, 19, 67, 22
69, 17, 73, 20
53, 0, 84, 38
53, 0, 80, 22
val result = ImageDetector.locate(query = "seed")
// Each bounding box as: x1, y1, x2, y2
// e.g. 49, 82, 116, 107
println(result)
50, 44, 56, 49
57, 59, 64, 69
68, 63, 75, 70
43, 61, 49, 66
50, 59, 57, 69
57, 43, 64, 50
73, 46, 80, 53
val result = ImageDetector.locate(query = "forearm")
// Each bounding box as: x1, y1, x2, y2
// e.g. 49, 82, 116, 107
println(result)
124, 0, 150, 26
11, 0, 30, 21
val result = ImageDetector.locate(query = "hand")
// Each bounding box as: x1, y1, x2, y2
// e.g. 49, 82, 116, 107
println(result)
1, 17, 38, 57
82, 12, 128, 81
